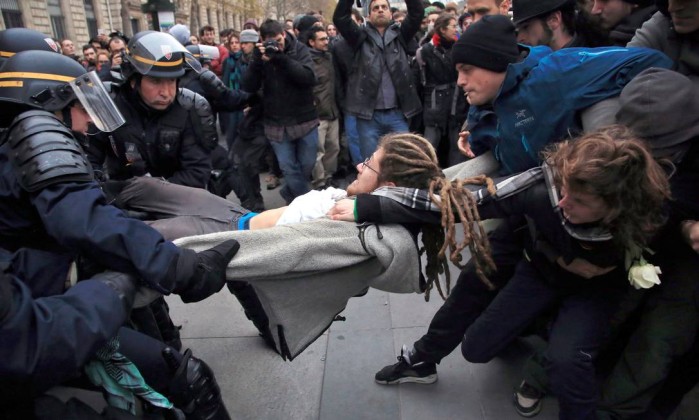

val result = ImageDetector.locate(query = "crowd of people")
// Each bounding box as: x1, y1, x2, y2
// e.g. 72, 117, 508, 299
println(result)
0, 0, 698, 418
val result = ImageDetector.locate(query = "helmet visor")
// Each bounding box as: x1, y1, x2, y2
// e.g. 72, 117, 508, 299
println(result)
128, 32, 202, 76
69, 71, 125, 132
197, 45, 220, 61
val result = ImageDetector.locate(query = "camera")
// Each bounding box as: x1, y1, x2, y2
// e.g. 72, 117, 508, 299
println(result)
262, 40, 281, 55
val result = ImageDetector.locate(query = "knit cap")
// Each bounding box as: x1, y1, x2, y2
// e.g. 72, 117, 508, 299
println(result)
296, 15, 319, 33
240, 29, 259, 44
616, 68, 699, 159
451, 15, 520, 73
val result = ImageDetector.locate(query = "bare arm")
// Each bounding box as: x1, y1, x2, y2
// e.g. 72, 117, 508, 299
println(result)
249, 207, 288, 230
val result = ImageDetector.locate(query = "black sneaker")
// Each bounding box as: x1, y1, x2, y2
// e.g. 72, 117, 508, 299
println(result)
375, 346, 437, 385
513, 380, 543, 417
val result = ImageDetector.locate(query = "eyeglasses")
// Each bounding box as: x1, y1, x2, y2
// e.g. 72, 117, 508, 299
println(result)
361, 157, 379, 174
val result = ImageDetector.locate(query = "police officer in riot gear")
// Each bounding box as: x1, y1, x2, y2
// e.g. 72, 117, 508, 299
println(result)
0, 49, 235, 419
0, 27, 62, 67
87, 31, 217, 189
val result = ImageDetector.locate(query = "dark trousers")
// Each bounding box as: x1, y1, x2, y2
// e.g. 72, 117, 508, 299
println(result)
462, 260, 624, 420
413, 221, 523, 363
232, 134, 270, 211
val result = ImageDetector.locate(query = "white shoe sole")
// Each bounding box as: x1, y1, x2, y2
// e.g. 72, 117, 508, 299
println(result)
376, 374, 438, 385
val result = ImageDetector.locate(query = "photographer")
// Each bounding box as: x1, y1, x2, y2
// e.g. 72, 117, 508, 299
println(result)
241, 19, 319, 203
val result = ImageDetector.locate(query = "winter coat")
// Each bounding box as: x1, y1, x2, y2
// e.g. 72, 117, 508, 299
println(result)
416, 38, 467, 130
241, 32, 318, 127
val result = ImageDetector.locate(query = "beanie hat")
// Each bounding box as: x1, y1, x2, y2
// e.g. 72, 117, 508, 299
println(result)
244, 19, 259, 30
239, 29, 259, 44
616, 68, 699, 159
451, 15, 520, 73
169, 24, 191, 46
513, 0, 573, 26
297, 15, 320, 33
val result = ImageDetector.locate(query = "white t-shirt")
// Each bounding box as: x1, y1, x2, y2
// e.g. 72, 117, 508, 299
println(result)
275, 187, 348, 225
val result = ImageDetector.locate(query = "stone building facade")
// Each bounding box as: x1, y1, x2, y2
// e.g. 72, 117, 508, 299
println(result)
0, 0, 261, 47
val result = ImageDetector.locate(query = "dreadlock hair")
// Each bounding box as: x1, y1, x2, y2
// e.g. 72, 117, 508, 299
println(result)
377, 133, 496, 300
542, 125, 671, 249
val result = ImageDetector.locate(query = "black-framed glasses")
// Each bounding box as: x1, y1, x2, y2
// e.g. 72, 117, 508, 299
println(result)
362, 157, 379, 174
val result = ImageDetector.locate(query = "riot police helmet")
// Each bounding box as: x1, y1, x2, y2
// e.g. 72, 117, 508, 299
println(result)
0, 50, 125, 132
0, 28, 60, 67
185, 44, 220, 67
122, 31, 201, 79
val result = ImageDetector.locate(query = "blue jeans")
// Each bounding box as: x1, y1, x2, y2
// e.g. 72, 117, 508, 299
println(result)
355, 109, 408, 160
343, 115, 362, 166
270, 128, 318, 203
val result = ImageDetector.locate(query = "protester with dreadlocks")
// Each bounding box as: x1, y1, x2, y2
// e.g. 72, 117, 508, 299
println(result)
250, 131, 494, 297
329, 126, 670, 419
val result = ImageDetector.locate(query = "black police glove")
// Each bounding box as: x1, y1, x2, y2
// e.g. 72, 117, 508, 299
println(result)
173, 240, 240, 303
199, 70, 227, 101
100, 179, 130, 205
93, 271, 138, 314
126, 160, 148, 178
163, 348, 230, 420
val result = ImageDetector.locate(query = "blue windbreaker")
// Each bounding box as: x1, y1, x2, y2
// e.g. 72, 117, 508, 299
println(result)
468, 46, 673, 175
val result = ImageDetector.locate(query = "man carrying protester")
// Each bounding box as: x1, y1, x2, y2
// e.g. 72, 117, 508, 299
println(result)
0, 45, 237, 418
628, 0, 699, 75
87, 31, 216, 190
456, 15, 670, 176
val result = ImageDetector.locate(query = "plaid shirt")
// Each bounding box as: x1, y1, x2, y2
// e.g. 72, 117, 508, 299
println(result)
371, 166, 614, 243
264, 118, 319, 143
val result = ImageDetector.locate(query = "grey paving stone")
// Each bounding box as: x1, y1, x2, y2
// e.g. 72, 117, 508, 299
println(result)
320, 328, 400, 420
167, 289, 258, 339
388, 291, 444, 329
330, 288, 393, 332
391, 327, 485, 420
182, 336, 326, 420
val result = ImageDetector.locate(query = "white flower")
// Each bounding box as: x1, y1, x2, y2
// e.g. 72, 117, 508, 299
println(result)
628, 260, 662, 290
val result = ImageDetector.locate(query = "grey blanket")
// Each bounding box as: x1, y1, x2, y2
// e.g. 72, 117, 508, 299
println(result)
174, 219, 420, 359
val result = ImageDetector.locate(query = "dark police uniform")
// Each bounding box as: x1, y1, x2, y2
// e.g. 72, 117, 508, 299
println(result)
0, 111, 180, 295
87, 85, 216, 189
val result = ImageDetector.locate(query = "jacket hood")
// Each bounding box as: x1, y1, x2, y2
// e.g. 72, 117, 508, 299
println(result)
498, 45, 553, 99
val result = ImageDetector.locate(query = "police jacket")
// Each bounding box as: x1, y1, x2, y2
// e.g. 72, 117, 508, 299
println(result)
416, 38, 467, 130
0, 111, 181, 295
241, 33, 318, 127
88, 84, 214, 189
353, 168, 626, 290
0, 272, 125, 399
333, 0, 423, 120
179, 69, 250, 114
469, 45, 673, 175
